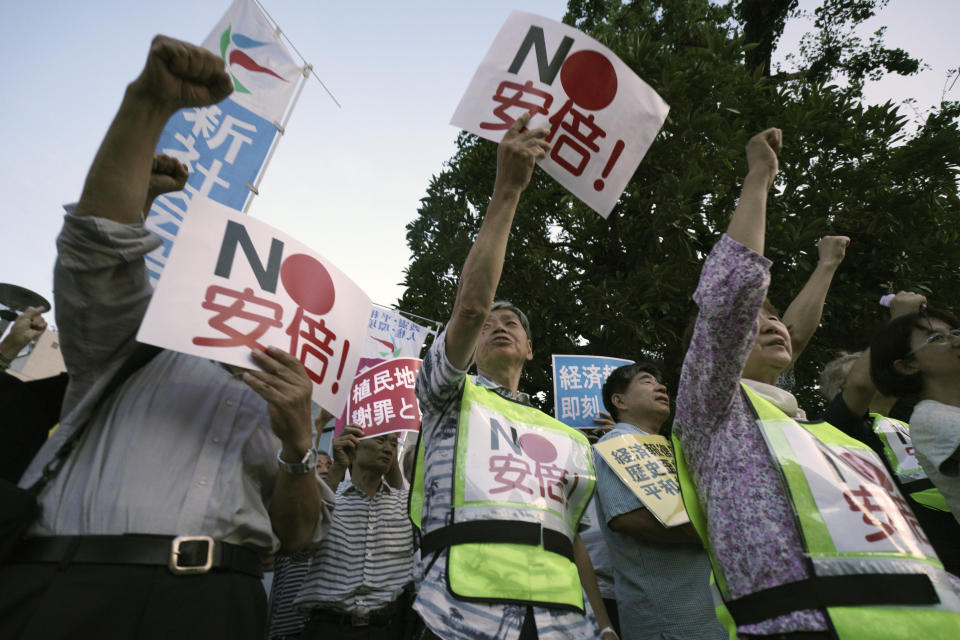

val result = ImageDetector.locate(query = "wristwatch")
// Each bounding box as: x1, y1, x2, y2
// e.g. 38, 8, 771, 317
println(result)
276, 447, 318, 474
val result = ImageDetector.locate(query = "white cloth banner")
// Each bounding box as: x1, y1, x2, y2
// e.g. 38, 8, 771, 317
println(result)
202, 0, 302, 119
452, 11, 670, 218
138, 197, 372, 414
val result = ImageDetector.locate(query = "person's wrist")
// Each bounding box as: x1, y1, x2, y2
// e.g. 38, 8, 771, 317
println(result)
745, 166, 776, 187
279, 436, 313, 463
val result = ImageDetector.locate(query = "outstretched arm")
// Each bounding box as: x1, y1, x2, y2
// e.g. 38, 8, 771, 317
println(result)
444, 112, 550, 370
725, 128, 781, 255
782, 235, 850, 365
74, 35, 231, 224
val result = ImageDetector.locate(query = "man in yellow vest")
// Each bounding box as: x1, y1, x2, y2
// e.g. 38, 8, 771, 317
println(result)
410, 113, 616, 640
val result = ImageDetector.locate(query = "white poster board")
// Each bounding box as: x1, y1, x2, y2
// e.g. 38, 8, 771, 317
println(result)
138, 196, 372, 414
452, 11, 669, 218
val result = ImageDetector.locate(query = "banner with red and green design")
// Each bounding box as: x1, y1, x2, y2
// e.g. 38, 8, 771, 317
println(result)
145, 0, 303, 283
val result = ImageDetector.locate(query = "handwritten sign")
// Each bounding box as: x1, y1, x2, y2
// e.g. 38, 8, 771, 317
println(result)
552, 354, 633, 428
452, 11, 669, 218
595, 433, 689, 527
346, 358, 422, 438
138, 196, 372, 415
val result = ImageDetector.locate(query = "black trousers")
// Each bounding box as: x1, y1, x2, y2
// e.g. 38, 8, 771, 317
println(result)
301, 615, 408, 640
0, 561, 266, 640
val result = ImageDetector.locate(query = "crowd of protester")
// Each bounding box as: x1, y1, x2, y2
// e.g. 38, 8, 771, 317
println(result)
1, 33, 958, 640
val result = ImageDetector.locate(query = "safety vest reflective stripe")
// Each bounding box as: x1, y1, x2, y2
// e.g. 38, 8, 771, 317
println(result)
672, 383, 960, 638
410, 378, 595, 611
868, 413, 950, 512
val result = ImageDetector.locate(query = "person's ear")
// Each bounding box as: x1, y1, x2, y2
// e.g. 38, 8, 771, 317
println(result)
893, 358, 919, 376
613, 392, 628, 412
525, 339, 533, 361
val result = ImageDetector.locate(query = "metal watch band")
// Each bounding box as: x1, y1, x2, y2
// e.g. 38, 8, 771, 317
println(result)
276, 447, 318, 474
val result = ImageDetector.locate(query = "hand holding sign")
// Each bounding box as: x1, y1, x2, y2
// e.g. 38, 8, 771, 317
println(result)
332, 424, 364, 468
132, 35, 233, 112
243, 346, 313, 453
453, 11, 670, 217
495, 112, 551, 195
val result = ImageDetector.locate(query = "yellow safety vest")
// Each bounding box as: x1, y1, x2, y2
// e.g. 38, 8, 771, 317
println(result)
410, 378, 596, 610
869, 413, 950, 512
673, 383, 960, 639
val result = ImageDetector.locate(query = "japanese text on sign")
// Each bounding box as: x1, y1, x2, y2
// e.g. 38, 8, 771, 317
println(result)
137, 197, 372, 415
552, 354, 633, 429
452, 11, 669, 218
775, 421, 935, 558
145, 100, 276, 282
595, 433, 689, 527
347, 358, 422, 438
462, 403, 594, 522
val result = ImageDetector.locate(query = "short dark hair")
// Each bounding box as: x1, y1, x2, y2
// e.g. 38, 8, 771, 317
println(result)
870, 308, 959, 397
602, 361, 664, 422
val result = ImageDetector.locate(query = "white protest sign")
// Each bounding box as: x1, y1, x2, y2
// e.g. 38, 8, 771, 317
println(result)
138, 197, 372, 414
452, 11, 669, 218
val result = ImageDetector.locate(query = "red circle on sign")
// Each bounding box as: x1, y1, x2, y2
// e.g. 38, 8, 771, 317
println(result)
560, 50, 617, 110
519, 433, 558, 464
280, 253, 336, 315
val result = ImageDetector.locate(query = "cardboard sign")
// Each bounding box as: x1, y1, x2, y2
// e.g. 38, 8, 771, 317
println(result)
595, 433, 689, 527
452, 11, 669, 218
138, 196, 372, 415
552, 354, 633, 428
346, 357, 422, 438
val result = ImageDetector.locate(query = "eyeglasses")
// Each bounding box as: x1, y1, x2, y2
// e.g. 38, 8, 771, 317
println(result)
905, 329, 960, 358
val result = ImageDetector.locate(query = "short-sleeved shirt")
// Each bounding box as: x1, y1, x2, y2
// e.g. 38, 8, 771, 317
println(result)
412, 329, 600, 640
295, 481, 412, 614
674, 234, 827, 635
909, 400, 960, 525
593, 422, 725, 640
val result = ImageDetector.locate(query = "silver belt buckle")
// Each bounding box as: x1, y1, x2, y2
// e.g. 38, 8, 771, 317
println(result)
169, 535, 215, 575
350, 610, 370, 627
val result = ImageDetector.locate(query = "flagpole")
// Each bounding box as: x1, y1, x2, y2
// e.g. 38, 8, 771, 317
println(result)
241, 0, 342, 213
253, 0, 341, 108
242, 62, 310, 213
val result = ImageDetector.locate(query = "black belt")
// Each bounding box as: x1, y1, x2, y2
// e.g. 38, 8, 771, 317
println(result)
419, 520, 575, 562
10, 534, 264, 578
725, 573, 938, 626
308, 598, 404, 627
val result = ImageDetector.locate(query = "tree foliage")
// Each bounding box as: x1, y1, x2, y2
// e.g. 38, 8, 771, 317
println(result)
399, 0, 960, 418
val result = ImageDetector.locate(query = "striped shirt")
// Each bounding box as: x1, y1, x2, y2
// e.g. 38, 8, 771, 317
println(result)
294, 481, 412, 615
267, 551, 310, 639
412, 329, 601, 640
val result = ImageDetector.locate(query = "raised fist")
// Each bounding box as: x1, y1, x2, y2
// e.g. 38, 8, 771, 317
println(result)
131, 35, 233, 111
143, 154, 189, 215
745, 127, 782, 183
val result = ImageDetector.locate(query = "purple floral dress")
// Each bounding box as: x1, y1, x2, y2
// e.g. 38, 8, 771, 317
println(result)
674, 235, 828, 636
